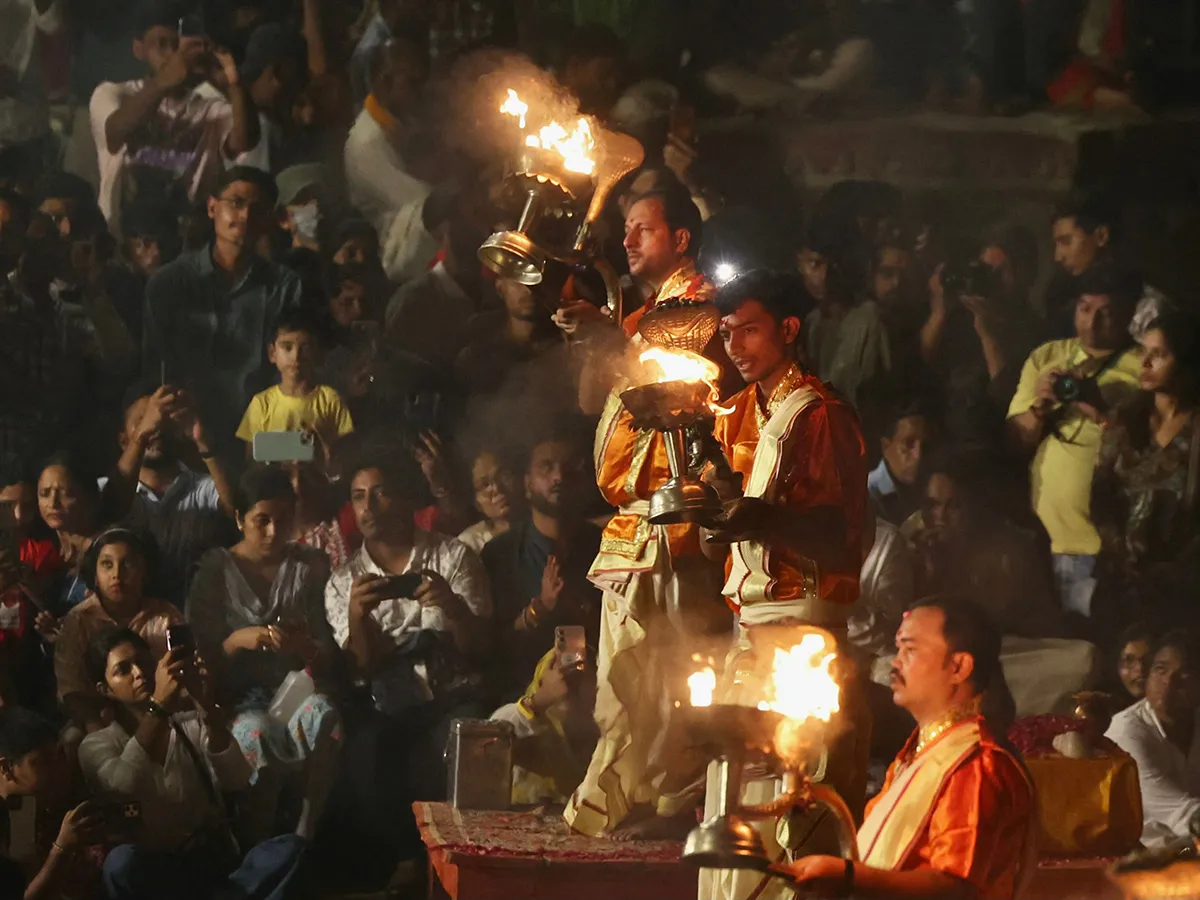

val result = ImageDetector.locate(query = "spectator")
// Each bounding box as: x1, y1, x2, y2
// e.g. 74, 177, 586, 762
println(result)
0, 454, 60, 591
35, 452, 105, 615
455, 276, 564, 396
481, 430, 602, 700
238, 23, 309, 173
1115, 622, 1153, 710
1092, 311, 1200, 627
0, 530, 52, 710
143, 166, 304, 457
490, 649, 599, 805
236, 308, 356, 456
0, 0, 63, 161
79, 628, 306, 900
104, 384, 235, 606
119, 200, 179, 280
1105, 629, 1200, 849
325, 263, 378, 335
186, 466, 340, 845
275, 163, 324, 255
286, 460, 359, 570
89, 1, 262, 228
1044, 193, 1118, 339
868, 402, 930, 526
344, 38, 437, 283
33, 172, 102, 242
457, 447, 523, 555
849, 510, 915, 675
0, 707, 105, 900
55, 528, 181, 730
557, 23, 624, 117
1007, 267, 1142, 617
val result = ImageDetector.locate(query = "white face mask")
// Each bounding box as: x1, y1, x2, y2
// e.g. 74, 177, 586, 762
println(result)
290, 202, 321, 242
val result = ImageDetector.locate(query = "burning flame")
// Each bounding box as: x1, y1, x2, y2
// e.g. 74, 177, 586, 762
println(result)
638, 346, 728, 414
499, 89, 527, 129
499, 89, 596, 176
688, 667, 716, 707
763, 634, 840, 723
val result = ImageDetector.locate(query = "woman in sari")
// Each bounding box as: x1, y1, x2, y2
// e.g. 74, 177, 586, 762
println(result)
186, 466, 341, 845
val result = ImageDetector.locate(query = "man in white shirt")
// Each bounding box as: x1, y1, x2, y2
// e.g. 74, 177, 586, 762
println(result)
79, 628, 306, 899
1106, 630, 1200, 849
89, 0, 261, 229
343, 37, 437, 283
0, 0, 62, 154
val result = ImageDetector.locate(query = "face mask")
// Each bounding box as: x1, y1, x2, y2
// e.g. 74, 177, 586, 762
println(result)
291, 202, 320, 242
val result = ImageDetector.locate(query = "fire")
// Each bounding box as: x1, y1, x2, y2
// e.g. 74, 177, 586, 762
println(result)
688, 667, 716, 707
638, 346, 726, 413
499, 89, 596, 176
763, 634, 840, 723
499, 89, 527, 129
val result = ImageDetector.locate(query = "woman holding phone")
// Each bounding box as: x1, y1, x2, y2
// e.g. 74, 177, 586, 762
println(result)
186, 465, 340, 844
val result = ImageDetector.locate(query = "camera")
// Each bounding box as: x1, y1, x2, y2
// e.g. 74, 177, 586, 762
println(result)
940, 258, 998, 301
1051, 373, 1084, 403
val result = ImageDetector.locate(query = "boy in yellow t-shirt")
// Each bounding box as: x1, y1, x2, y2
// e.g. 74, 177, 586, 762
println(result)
236, 309, 354, 454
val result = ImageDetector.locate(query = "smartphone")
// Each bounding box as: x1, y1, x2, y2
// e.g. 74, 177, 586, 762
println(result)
178, 12, 205, 38
101, 801, 143, 840
253, 430, 315, 463
380, 573, 423, 600
166, 623, 195, 657
555, 625, 586, 670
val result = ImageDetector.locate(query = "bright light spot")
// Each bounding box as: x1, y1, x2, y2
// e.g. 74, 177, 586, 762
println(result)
499, 89, 528, 129
688, 667, 716, 707
714, 262, 738, 285
765, 634, 840, 723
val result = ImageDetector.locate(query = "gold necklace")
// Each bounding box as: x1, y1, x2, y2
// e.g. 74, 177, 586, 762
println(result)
755, 363, 806, 431
912, 696, 983, 759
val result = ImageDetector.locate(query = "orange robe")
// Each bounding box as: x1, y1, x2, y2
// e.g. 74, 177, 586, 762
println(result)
864, 717, 1037, 900
713, 367, 867, 623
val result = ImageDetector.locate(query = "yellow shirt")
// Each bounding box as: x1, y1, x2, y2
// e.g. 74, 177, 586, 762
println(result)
1006, 339, 1142, 555
236, 384, 355, 444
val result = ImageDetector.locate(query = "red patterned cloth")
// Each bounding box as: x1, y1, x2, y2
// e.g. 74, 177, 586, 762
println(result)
1009, 715, 1121, 759
414, 803, 683, 863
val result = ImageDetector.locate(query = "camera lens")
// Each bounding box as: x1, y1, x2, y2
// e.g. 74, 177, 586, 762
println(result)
1052, 374, 1081, 403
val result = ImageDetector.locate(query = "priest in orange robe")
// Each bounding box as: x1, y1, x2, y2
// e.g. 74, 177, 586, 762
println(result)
700, 269, 868, 900
778, 596, 1037, 900
557, 183, 732, 837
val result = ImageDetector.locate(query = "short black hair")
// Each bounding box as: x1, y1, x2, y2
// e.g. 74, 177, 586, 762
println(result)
135, 0, 184, 38
212, 166, 279, 206
627, 182, 703, 258
34, 171, 96, 210
239, 23, 307, 87
0, 707, 58, 762
269, 306, 327, 347
1118, 621, 1154, 652
909, 595, 1002, 693
1053, 190, 1118, 237
79, 528, 159, 595
880, 397, 930, 441
0, 453, 33, 491
234, 465, 296, 517
715, 269, 811, 331
345, 442, 425, 502
85, 627, 150, 689
1150, 629, 1200, 675
1076, 263, 1141, 315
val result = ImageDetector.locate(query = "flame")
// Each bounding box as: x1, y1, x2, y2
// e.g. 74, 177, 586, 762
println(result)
763, 634, 840, 722
499, 89, 528, 129
638, 346, 729, 415
688, 667, 716, 707
499, 89, 596, 176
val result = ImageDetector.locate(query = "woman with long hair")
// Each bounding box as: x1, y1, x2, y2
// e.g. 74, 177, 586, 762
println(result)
36, 452, 104, 615
186, 466, 340, 845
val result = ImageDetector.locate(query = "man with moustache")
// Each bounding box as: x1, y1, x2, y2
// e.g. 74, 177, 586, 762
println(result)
482, 429, 602, 701
699, 269, 868, 900
100, 382, 235, 606
778, 597, 1036, 900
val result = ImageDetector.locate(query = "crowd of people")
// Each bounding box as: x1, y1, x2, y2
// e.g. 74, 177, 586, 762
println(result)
0, 0, 1199, 898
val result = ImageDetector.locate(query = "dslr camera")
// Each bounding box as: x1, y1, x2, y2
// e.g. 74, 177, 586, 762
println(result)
1051, 372, 1086, 403
940, 258, 998, 301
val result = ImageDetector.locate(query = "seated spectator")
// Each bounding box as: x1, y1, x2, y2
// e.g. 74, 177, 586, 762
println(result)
1106, 629, 1200, 849
0, 455, 61, 592
187, 467, 340, 844
1092, 311, 1200, 628
457, 447, 523, 555
330, 218, 382, 270
35, 452, 105, 616
1024, 0, 1138, 112
119, 200, 179, 280
55, 528, 181, 731
105, 384, 235, 606
849, 509, 914, 677
286, 460, 359, 570
1115, 622, 1153, 711
143, 167, 304, 460
33, 172, 103, 243
89, 1, 262, 228
238, 23, 309, 173
236, 308, 356, 457
903, 453, 1061, 639
1007, 266, 1142, 617
275, 163, 323, 256
481, 431, 602, 700
490, 649, 599, 805
1043, 193, 1118, 340
0, 707, 105, 900
344, 38, 438, 283
79, 628, 306, 900
455, 276, 565, 396
867, 402, 929, 526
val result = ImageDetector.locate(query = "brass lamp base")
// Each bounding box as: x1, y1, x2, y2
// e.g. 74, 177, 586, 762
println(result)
683, 815, 769, 871
648, 476, 723, 526
478, 230, 546, 285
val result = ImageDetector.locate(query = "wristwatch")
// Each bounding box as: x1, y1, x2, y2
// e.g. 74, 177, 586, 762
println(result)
145, 698, 171, 719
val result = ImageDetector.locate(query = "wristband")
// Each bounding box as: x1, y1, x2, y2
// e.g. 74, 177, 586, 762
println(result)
51, 841, 68, 855
525, 601, 541, 626
146, 698, 170, 719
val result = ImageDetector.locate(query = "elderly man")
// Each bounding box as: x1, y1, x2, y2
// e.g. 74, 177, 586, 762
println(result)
780, 596, 1037, 900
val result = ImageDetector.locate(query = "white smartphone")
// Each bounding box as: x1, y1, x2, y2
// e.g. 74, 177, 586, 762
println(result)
252, 430, 315, 463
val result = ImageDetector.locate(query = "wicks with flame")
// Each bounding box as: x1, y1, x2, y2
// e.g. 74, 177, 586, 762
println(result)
680, 627, 859, 874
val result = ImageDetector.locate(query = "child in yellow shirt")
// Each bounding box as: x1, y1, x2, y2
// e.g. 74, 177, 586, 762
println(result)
236, 309, 354, 453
